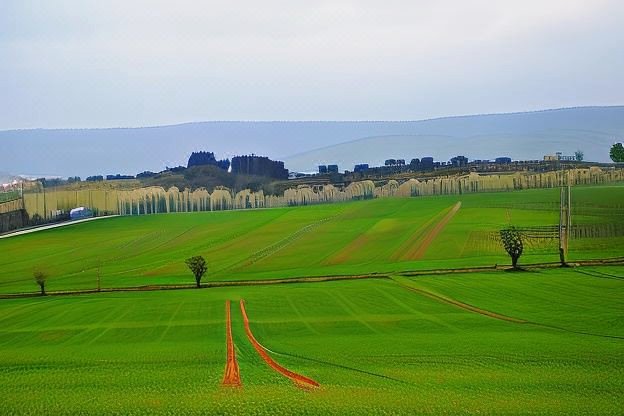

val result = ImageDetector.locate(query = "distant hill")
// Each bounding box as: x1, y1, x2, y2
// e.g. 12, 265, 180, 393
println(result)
0, 106, 622, 178
284, 107, 624, 171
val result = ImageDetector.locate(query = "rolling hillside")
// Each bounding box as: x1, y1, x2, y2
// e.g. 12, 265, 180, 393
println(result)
284, 106, 624, 171
0, 106, 622, 177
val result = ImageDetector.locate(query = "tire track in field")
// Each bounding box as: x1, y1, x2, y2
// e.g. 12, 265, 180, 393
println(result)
373, 287, 458, 332
391, 277, 527, 324
408, 202, 462, 260
392, 277, 624, 340
222, 216, 336, 273
269, 349, 410, 385
325, 290, 382, 334
285, 296, 320, 335
574, 269, 624, 280
239, 299, 319, 389
86, 304, 136, 345
325, 200, 414, 265
222, 300, 241, 387
158, 300, 185, 342
392, 202, 461, 261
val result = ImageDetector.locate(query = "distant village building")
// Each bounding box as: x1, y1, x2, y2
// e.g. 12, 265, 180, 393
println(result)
421, 157, 434, 170
544, 152, 575, 162
450, 156, 468, 167
231, 155, 289, 179
495, 157, 512, 164
327, 165, 339, 173
354, 163, 369, 173
187, 151, 230, 171
318, 165, 328, 174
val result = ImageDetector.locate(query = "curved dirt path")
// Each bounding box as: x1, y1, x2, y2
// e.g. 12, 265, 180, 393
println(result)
410, 201, 462, 260
239, 299, 320, 389
222, 300, 241, 387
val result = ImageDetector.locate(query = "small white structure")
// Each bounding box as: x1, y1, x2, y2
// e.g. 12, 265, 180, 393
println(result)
69, 207, 93, 220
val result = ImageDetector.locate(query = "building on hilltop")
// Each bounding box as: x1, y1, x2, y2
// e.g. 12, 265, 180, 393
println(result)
544, 152, 575, 162
230, 155, 289, 179
421, 157, 434, 170
354, 163, 369, 173
187, 151, 230, 171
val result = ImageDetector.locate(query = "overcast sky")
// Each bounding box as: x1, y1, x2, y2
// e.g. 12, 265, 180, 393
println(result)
1, 0, 623, 129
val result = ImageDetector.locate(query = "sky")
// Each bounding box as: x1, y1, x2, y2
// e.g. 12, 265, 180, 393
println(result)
1, 0, 623, 129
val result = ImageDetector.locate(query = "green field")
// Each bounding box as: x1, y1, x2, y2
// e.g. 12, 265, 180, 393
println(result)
1, 186, 623, 414
0, 269, 622, 414
1, 186, 623, 294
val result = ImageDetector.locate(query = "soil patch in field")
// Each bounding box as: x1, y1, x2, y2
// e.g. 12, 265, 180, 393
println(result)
239, 299, 319, 389
222, 300, 241, 387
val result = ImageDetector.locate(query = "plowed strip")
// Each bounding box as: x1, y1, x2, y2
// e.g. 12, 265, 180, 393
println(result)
409, 202, 462, 260
239, 299, 320, 389
222, 300, 241, 387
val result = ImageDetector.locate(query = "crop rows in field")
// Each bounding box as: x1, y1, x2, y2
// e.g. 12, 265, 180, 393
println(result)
1, 187, 623, 295
0, 269, 622, 414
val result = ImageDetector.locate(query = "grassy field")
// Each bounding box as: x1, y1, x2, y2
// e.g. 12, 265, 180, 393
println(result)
0, 186, 622, 414
0, 269, 622, 414
1, 186, 623, 294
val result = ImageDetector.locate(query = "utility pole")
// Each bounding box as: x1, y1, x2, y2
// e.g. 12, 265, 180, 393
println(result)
42, 182, 47, 221
558, 173, 572, 266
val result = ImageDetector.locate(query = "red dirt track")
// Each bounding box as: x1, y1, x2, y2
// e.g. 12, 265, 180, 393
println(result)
411, 201, 462, 260
239, 299, 320, 389
222, 300, 241, 387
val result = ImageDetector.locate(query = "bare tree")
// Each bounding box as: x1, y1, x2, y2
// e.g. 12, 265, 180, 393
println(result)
33, 270, 48, 295
500, 227, 524, 269
185, 256, 208, 288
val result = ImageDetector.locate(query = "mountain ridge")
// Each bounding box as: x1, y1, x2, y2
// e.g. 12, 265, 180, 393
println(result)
2, 105, 621, 133
1, 106, 622, 177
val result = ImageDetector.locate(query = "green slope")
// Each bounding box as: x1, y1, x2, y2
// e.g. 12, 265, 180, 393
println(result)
1, 186, 623, 294
0, 271, 622, 414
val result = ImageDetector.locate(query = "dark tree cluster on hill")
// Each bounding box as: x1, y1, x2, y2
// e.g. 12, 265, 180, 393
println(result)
187, 151, 231, 171
136, 171, 157, 179
39, 176, 81, 188
611, 143, 624, 162
106, 174, 135, 180
231, 155, 289, 179
86, 175, 104, 182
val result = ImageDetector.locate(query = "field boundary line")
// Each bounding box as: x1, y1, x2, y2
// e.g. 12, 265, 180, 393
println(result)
1, 259, 622, 300
239, 299, 319, 389
222, 300, 241, 387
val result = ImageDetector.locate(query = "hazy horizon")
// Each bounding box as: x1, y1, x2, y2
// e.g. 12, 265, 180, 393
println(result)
2, 106, 623, 178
